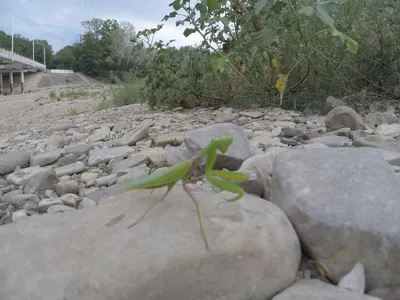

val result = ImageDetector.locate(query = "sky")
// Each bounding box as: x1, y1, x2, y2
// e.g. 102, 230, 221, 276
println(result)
0, 0, 204, 52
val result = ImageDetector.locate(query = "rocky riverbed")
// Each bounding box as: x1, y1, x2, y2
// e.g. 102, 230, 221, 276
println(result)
0, 90, 399, 300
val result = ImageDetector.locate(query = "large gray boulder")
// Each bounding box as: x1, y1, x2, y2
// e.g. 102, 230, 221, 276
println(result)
325, 106, 363, 132
0, 187, 301, 300
270, 148, 400, 291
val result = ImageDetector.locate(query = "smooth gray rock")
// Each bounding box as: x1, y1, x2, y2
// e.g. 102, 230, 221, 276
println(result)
114, 119, 154, 146
270, 148, 400, 290
184, 123, 251, 170
365, 113, 398, 126
376, 124, 400, 138
47, 205, 75, 213
59, 194, 81, 208
63, 144, 92, 157
164, 144, 193, 166
88, 126, 111, 142
110, 154, 149, 174
307, 135, 351, 147
272, 279, 382, 300
154, 132, 184, 147
338, 262, 365, 293
325, 106, 363, 132
37, 198, 63, 213
353, 138, 400, 153
57, 153, 78, 167
30, 149, 64, 167
368, 287, 400, 300
54, 161, 85, 177
88, 146, 134, 166
77, 197, 97, 209
0, 187, 300, 300
56, 180, 79, 196
23, 169, 59, 194
0, 151, 31, 175
11, 209, 29, 222
322, 96, 347, 115
6, 166, 50, 186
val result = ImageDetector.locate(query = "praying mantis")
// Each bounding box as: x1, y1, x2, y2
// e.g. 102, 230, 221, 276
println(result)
125, 136, 250, 251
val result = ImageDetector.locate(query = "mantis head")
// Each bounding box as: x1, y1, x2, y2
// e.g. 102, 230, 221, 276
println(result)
211, 136, 233, 154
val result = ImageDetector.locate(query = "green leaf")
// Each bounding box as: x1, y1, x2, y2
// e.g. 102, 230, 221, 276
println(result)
271, 1, 287, 14
331, 27, 358, 55
170, 0, 182, 10
210, 54, 229, 73
183, 28, 197, 37
315, 1, 337, 27
254, 0, 268, 14
206, 0, 219, 12
252, 27, 278, 47
298, 6, 315, 16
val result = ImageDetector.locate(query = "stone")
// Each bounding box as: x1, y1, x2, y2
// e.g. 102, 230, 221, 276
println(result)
23, 169, 59, 194
80, 172, 99, 184
0, 187, 301, 300
365, 113, 398, 126
77, 197, 97, 209
238, 147, 288, 200
114, 119, 154, 146
54, 161, 85, 177
321, 96, 348, 115
30, 149, 64, 167
63, 144, 93, 157
154, 132, 185, 147
215, 109, 237, 123
144, 147, 166, 166
250, 134, 285, 149
164, 144, 193, 166
59, 194, 81, 208
11, 210, 29, 222
6, 166, 50, 186
56, 180, 79, 196
270, 148, 400, 290
376, 123, 400, 138
0, 150, 31, 175
47, 205, 75, 213
272, 279, 381, 300
57, 153, 78, 166
112, 121, 128, 132
352, 138, 400, 153
325, 106, 363, 132
338, 262, 365, 294
37, 198, 63, 213
306, 135, 351, 147
116, 165, 150, 184
88, 146, 134, 166
46, 133, 66, 151
184, 123, 251, 170
94, 174, 118, 187
88, 126, 111, 142
368, 287, 400, 300
239, 111, 264, 118
110, 154, 149, 174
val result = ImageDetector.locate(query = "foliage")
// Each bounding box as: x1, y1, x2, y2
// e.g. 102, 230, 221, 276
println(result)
125, 136, 249, 252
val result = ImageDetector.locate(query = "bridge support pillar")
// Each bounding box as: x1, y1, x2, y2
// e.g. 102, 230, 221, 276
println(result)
0, 73, 3, 95
9, 72, 13, 95
20, 71, 24, 94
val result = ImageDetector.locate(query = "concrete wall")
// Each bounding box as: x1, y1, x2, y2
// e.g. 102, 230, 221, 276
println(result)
49, 69, 74, 74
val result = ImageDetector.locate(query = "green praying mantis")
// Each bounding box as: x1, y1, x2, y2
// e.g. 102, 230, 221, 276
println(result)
124, 136, 250, 251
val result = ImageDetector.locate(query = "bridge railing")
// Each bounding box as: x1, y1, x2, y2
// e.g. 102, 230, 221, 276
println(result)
0, 47, 46, 70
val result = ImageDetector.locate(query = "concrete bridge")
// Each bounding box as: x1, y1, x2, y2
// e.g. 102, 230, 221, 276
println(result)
0, 47, 46, 95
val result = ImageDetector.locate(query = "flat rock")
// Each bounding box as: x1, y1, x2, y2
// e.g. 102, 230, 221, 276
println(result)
30, 149, 64, 167
184, 123, 251, 170
6, 166, 50, 186
368, 287, 400, 300
54, 161, 85, 177
47, 205, 75, 213
164, 144, 193, 166
376, 124, 400, 138
0, 151, 31, 175
365, 113, 398, 126
239, 111, 264, 118
37, 198, 63, 213
114, 119, 154, 146
63, 144, 93, 157
88, 146, 134, 166
353, 138, 400, 153
0, 187, 300, 300
270, 148, 400, 290
306, 135, 351, 147
272, 279, 381, 300
154, 132, 184, 147
110, 154, 149, 174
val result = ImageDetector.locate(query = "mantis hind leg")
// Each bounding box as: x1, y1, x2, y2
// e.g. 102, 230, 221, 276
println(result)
127, 183, 174, 229
182, 184, 211, 252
